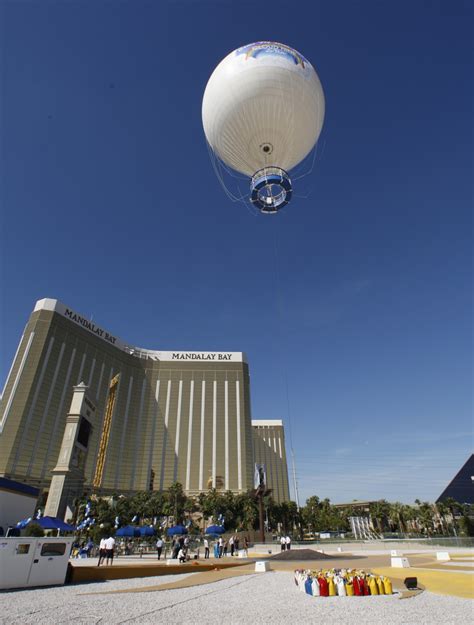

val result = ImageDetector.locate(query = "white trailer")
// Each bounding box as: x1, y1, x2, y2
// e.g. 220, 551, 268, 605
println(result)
0, 537, 74, 590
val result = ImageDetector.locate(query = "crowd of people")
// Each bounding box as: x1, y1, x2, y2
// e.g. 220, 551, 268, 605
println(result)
71, 532, 259, 564
210, 534, 250, 558
169, 535, 191, 562
165, 534, 251, 562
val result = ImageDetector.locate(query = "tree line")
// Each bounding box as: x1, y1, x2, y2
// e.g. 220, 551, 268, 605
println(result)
46, 483, 472, 542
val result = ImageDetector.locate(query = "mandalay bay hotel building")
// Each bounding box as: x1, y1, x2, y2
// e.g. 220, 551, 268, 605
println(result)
0, 299, 290, 504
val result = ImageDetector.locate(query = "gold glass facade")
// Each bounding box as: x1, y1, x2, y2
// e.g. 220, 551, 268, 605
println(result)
252, 420, 290, 503
0, 299, 255, 497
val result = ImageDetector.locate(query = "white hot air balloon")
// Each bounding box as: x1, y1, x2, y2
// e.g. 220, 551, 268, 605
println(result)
202, 41, 325, 213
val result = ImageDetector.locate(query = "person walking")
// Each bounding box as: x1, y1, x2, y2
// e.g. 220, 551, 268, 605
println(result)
204, 537, 210, 559
156, 537, 164, 560
243, 535, 249, 557
86, 539, 94, 558
172, 541, 180, 559
229, 535, 235, 556
285, 535, 291, 550
105, 535, 115, 565
97, 537, 107, 566
218, 536, 224, 558
280, 536, 286, 552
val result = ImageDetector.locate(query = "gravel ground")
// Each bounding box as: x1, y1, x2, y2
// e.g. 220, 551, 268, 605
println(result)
1, 571, 472, 625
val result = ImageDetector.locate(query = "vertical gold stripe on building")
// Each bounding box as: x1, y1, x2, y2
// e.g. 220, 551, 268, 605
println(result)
0, 331, 35, 433
159, 379, 172, 491
185, 379, 194, 491
264, 432, 268, 491
95, 362, 106, 401
40, 346, 77, 480
114, 375, 134, 489
212, 379, 217, 488
164, 379, 171, 428
145, 379, 160, 492
0, 332, 25, 403
27, 342, 66, 475
76, 352, 87, 384
236, 380, 242, 490
131, 377, 147, 490
11, 336, 55, 473
273, 434, 280, 501
87, 358, 96, 386
87, 363, 110, 480
278, 433, 284, 501
174, 379, 183, 483
199, 380, 205, 490
225, 379, 229, 490
93, 373, 120, 489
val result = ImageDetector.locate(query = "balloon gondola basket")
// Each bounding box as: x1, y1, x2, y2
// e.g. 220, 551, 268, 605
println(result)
250, 167, 292, 213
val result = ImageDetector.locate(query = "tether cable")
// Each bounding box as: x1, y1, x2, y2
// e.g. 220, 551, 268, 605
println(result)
271, 217, 300, 508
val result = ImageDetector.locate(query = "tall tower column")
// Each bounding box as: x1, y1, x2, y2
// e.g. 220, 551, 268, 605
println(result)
44, 382, 95, 520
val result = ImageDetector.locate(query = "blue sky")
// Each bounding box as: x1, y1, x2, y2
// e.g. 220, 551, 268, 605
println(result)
1, 0, 472, 504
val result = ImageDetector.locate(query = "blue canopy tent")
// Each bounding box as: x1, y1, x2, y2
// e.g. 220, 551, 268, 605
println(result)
116, 525, 141, 537
36, 516, 76, 532
139, 526, 156, 537
205, 525, 225, 535
17, 516, 75, 534
167, 525, 188, 536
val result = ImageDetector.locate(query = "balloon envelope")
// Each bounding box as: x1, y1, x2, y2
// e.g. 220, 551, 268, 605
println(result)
202, 41, 325, 177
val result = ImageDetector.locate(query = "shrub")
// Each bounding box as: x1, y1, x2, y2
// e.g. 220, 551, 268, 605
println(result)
24, 523, 45, 537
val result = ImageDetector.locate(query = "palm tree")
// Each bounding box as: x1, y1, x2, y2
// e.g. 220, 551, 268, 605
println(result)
165, 482, 188, 525
443, 497, 461, 537
414, 500, 436, 536
198, 488, 224, 523
388, 502, 406, 534
301, 496, 320, 535
240, 492, 258, 530
401, 503, 418, 534
435, 500, 450, 535
369, 500, 390, 534
130, 491, 154, 522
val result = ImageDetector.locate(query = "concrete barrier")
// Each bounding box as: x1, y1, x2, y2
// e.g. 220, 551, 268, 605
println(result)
391, 557, 411, 568
255, 561, 270, 572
